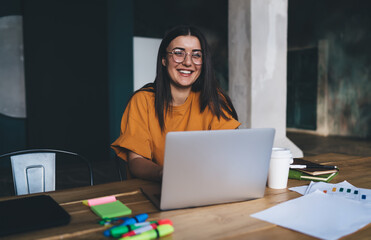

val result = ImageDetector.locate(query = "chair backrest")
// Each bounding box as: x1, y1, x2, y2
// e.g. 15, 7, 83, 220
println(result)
0, 149, 93, 196
11, 152, 56, 195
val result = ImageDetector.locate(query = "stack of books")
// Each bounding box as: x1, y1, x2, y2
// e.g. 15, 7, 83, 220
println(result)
289, 158, 339, 182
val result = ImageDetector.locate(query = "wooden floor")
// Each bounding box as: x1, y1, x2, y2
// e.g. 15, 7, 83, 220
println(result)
287, 131, 371, 157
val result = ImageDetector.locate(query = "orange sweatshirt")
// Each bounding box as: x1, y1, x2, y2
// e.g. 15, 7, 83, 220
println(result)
111, 90, 241, 166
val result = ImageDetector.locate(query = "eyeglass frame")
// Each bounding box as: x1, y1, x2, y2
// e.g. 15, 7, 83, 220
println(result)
166, 48, 203, 65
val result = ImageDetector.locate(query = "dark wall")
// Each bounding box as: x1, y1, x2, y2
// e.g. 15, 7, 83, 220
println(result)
0, 0, 26, 155
0, 0, 134, 185
23, 0, 109, 162
288, 0, 371, 138
0, 0, 21, 16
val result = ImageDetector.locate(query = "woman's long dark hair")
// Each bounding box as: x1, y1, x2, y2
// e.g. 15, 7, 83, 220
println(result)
137, 25, 238, 131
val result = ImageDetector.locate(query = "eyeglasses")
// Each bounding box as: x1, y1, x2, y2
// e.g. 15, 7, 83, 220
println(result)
167, 49, 203, 65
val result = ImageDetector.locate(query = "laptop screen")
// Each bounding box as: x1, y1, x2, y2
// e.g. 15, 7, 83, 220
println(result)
143, 128, 275, 210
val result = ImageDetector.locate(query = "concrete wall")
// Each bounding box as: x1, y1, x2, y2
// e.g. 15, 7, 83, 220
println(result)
288, 0, 371, 138
229, 0, 303, 157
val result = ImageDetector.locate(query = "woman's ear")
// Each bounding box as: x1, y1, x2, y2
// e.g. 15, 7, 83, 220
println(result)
162, 57, 167, 67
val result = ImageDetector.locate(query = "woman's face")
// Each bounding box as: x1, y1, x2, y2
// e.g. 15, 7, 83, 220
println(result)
162, 35, 202, 90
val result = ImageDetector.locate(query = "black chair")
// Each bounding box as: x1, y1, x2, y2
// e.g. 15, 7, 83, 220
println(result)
0, 149, 93, 196
115, 155, 128, 181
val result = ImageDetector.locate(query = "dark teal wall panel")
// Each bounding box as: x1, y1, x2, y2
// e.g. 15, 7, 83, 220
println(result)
108, 0, 133, 145
0, 114, 26, 155
287, 48, 318, 130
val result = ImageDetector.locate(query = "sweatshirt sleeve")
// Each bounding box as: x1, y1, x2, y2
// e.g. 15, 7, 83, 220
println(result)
111, 92, 153, 161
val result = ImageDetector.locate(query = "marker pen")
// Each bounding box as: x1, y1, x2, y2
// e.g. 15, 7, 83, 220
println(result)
122, 219, 173, 237
99, 216, 130, 225
119, 224, 174, 240
104, 213, 148, 237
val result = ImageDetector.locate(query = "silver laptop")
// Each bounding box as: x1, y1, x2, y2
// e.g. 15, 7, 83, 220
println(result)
141, 128, 275, 210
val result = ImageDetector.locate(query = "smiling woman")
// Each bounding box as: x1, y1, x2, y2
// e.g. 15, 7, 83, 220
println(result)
162, 35, 202, 105
111, 25, 240, 182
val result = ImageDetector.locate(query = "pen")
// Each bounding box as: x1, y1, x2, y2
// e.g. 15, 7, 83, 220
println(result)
290, 164, 337, 169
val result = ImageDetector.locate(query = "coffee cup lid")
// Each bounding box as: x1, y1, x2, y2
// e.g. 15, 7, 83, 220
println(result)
271, 147, 292, 157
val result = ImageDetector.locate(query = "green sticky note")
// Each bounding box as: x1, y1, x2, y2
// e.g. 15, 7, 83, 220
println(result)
90, 200, 132, 219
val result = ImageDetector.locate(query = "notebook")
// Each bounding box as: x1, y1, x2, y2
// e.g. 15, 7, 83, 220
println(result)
0, 195, 70, 236
141, 128, 275, 210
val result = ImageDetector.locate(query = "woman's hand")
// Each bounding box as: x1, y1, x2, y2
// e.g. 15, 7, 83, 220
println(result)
127, 151, 163, 182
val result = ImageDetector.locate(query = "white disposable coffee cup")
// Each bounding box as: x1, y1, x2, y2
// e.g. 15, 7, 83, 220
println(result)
268, 148, 293, 189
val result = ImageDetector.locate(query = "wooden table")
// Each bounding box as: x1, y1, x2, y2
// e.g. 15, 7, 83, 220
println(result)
1, 153, 371, 239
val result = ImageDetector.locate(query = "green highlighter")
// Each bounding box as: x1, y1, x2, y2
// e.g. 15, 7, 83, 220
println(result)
119, 224, 174, 240
91, 200, 132, 219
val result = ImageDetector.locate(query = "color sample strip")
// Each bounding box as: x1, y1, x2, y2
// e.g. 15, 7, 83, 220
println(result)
323, 190, 327, 193
339, 188, 344, 192
362, 195, 366, 200
332, 188, 336, 192
347, 189, 351, 193
354, 190, 359, 194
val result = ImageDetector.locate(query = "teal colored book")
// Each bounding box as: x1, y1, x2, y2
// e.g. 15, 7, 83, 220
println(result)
90, 200, 132, 219
289, 169, 339, 182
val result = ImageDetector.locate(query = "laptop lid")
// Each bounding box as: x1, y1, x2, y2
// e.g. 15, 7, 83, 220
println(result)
157, 128, 275, 210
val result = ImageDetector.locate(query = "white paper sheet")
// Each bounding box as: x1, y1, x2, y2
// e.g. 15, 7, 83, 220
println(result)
288, 185, 308, 195
251, 190, 371, 240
